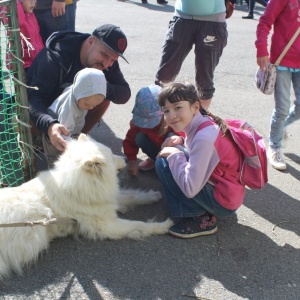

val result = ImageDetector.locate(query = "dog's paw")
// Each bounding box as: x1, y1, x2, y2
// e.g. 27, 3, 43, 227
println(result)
163, 218, 174, 228
156, 218, 174, 234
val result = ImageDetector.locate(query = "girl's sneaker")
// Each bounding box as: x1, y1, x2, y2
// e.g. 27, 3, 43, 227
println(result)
267, 147, 286, 171
138, 158, 155, 171
168, 212, 218, 238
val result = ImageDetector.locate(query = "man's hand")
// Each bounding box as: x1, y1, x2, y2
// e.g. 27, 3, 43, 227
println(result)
161, 136, 183, 148
48, 123, 70, 151
157, 147, 181, 158
52, 1, 66, 17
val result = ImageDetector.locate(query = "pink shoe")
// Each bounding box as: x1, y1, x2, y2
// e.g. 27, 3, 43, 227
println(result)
138, 158, 155, 171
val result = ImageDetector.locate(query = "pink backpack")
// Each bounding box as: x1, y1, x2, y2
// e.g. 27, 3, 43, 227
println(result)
197, 119, 268, 189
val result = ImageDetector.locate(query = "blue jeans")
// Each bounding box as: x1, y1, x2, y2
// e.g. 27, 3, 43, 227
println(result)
135, 132, 161, 161
34, 3, 77, 44
269, 70, 300, 149
155, 157, 236, 218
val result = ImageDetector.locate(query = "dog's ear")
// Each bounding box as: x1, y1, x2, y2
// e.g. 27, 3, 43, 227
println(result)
78, 133, 88, 142
83, 157, 105, 176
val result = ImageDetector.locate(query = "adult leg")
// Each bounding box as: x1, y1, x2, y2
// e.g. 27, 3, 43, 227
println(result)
82, 99, 110, 133
34, 6, 75, 44
284, 71, 300, 127
194, 21, 227, 108
269, 70, 292, 149
242, 0, 255, 18
65, 3, 77, 31
155, 17, 194, 85
256, 0, 268, 7
267, 70, 291, 170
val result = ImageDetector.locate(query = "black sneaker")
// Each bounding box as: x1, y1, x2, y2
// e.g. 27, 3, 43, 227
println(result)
168, 212, 218, 238
242, 14, 254, 19
157, 0, 168, 4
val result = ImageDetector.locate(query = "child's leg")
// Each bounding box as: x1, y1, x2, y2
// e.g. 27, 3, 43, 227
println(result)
155, 157, 234, 219
194, 21, 227, 102
155, 18, 194, 86
269, 70, 292, 149
135, 132, 160, 161
284, 71, 300, 127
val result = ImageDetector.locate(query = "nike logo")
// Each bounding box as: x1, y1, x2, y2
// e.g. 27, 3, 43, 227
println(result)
203, 35, 217, 43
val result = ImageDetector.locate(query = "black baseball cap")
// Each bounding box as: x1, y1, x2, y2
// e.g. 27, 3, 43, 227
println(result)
92, 24, 128, 64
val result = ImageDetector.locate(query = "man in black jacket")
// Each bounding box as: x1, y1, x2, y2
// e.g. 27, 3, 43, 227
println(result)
27, 24, 131, 152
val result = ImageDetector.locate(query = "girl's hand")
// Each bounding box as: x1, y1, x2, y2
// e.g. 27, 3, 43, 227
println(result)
257, 56, 269, 70
128, 160, 138, 177
161, 136, 183, 148
157, 147, 181, 158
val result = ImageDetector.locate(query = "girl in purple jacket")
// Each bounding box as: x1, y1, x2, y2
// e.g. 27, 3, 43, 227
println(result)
156, 82, 245, 239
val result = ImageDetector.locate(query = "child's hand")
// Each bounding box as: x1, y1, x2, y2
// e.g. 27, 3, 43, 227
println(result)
157, 147, 181, 158
161, 136, 183, 148
128, 160, 138, 177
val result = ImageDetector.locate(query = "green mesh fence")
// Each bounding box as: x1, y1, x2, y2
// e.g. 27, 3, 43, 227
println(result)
0, 0, 35, 187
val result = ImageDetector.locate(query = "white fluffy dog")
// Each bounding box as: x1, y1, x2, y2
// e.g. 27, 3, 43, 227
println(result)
0, 134, 172, 279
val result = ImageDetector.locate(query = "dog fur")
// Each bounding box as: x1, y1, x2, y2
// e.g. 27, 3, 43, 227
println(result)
0, 134, 172, 279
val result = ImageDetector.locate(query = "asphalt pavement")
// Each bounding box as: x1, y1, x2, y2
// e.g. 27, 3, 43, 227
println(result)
1, 0, 300, 299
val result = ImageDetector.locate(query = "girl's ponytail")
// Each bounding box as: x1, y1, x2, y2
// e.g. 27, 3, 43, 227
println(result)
200, 107, 228, 136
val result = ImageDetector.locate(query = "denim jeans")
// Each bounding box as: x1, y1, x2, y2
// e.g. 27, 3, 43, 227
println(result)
135, 132, 161, 161
269, 70, 300, 149
34, 3, 77, 44
155, 157, 236, 218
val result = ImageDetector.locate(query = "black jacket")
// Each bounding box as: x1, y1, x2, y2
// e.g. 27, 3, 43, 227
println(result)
26, 31, 131, 134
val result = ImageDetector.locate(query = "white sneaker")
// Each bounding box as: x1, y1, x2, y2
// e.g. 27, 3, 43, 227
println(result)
267, 148, 287, 171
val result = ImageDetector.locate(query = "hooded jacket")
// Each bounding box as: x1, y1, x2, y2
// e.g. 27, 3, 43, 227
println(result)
17, 2, 44, 69
26, 31, 131, 134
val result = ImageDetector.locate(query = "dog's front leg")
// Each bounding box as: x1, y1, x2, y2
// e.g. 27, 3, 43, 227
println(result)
98, 218, 173, 240
117, 189, 162, 213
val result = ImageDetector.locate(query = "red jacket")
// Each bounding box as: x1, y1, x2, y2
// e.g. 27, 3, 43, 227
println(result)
17, 2, 44, 68
123, 121, 178, 161
255, 0, 300, 68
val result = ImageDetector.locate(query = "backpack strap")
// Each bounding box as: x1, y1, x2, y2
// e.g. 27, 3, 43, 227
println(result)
196, 119, 240, 180
196, 120, 215, 132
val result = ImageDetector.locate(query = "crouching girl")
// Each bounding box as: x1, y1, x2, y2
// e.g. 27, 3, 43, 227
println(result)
156, 82, 245, 238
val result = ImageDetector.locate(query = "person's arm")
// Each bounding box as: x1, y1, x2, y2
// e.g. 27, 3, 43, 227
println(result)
52, 0, 66, 17
27, 49, 68, 150
123, 121, 140, 161
255, 0, 286, 62
123, 121, 140, 176
104, 61, 131, 105
27, 48, 62, 133
165, 132, 220, 198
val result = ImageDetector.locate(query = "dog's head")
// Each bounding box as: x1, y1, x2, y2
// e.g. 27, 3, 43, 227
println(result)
54, 134, 125, 177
